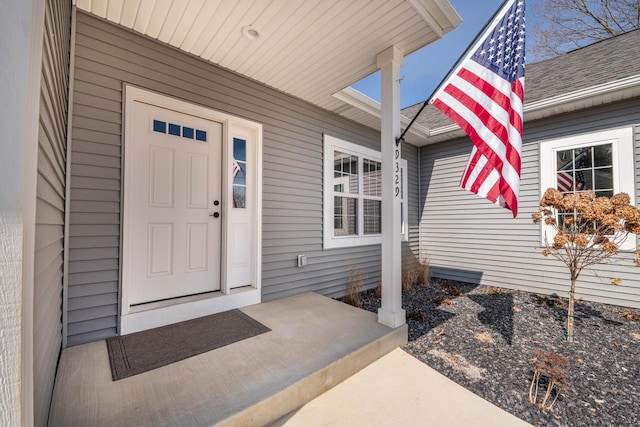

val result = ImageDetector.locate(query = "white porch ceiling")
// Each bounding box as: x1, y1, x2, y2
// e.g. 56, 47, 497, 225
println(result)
74, 0, 461, 138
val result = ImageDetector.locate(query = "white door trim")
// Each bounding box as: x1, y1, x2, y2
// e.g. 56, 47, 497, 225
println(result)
121, 85, 262, 334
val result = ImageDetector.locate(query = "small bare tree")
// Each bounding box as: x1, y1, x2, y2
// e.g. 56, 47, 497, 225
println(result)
533, 0, 640, 59
532, 189, 640, 342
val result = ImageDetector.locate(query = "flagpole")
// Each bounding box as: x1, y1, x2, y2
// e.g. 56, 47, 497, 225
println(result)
396, 0, 513, 143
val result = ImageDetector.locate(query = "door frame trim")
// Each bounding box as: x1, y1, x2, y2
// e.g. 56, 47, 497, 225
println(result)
120, 85, 262, 334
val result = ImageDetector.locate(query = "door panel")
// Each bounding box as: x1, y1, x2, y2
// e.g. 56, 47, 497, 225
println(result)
186, 223, 208, 272
148, 146, 174, 207
128, 101, 222, 305
187, 153, 209, 209
147, 223, 173, 276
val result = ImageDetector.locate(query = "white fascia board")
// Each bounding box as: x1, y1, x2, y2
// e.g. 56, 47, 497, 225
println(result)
524, 75, 640, 113
333, 87, 383, 118
333, 87, 432, 140
407, 0, 463, 37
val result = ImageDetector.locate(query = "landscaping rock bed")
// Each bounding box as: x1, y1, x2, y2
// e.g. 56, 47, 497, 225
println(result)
355, 279, 640, 426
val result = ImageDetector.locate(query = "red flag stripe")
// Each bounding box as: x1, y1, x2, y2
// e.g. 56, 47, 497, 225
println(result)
462, 61, 524, 156
458, 68, 513, 114
460, 146, 484, 188
486, 179, 502, 204
557, 172, 573, 192
461, 151, 502, 204
470, 159, 497, 195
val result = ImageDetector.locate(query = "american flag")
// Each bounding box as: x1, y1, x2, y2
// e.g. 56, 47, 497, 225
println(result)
232, 161, 241, 178
431, 0, 525, 218
557, 170, 585, 192
557, 153, 586, 192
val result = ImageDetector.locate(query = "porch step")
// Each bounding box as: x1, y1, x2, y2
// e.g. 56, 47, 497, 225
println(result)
48, 293, 407, 427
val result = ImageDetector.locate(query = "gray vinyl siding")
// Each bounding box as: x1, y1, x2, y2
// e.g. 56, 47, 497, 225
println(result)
34, 0, 71, 424
402, 143, 421, 263
419, 98, 640, 308
66, 11, 420, 345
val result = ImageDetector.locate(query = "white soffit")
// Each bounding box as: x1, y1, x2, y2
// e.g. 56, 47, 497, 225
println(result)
74, 0, 461, 122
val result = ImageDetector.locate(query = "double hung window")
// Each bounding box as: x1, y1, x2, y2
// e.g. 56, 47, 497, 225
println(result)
324, 135, 407, 249
539, 127, 636, 250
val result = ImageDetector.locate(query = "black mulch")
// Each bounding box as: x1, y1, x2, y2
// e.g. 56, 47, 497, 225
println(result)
350, 279, 640, 427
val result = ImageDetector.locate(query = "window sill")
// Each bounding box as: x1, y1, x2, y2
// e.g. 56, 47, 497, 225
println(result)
323, 235, 382, 250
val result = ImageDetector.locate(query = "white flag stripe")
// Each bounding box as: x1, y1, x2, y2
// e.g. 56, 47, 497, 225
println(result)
477, 168, 501, 198
437, 89, 520, 186
465, 61, 524, 126
463, 61, 513, 101
462, 65, 526, 165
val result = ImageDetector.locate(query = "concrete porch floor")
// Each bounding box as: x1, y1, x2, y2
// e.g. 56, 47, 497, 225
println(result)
48, 292, 407, 426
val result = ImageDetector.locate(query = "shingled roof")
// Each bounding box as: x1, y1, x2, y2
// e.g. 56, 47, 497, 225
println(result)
401, 29, 640, 136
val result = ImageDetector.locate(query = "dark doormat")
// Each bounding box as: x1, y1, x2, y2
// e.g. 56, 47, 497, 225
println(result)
106, 309, 270, 381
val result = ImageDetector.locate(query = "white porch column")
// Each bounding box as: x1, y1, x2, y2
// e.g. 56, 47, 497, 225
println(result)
0, 0, 45, 425
377, 46, 406, 328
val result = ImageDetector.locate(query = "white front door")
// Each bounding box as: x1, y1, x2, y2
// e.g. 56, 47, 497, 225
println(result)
127, 101, 222, 305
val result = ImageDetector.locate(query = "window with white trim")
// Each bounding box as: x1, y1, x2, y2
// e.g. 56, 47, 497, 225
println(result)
539, 127, 636, 250
323, 135, 408, 249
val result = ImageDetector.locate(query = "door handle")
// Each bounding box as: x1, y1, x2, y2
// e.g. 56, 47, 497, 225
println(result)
210, 212, 220, 218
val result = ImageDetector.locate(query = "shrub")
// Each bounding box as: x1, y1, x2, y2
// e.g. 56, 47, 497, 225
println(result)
344, 268, 364, 308
616, 309, 640, 321
529, 349, 569, 410
532, 189, 640, 342
480, 287, 510, 296
402, 257, 430, 291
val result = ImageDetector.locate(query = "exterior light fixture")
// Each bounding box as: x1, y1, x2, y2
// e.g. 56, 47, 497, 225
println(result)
241, 25, 262, 41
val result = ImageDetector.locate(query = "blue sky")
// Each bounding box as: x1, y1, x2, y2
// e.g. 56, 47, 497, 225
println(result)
352, 0, 542, 108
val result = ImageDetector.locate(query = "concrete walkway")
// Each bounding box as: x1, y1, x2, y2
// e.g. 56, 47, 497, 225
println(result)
272, 348, 532, 427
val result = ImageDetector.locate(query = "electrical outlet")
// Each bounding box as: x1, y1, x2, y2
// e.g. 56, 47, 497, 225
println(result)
297, 254, 307, 268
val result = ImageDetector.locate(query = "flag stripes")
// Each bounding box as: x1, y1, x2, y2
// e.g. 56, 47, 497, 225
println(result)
557, 171, 574, 192
430, 0, 525, 217
232, 161, 241, 178
557, 169, 585, 192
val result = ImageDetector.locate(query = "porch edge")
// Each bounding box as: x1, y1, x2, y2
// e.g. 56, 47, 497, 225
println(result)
217, 324, 408, 427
